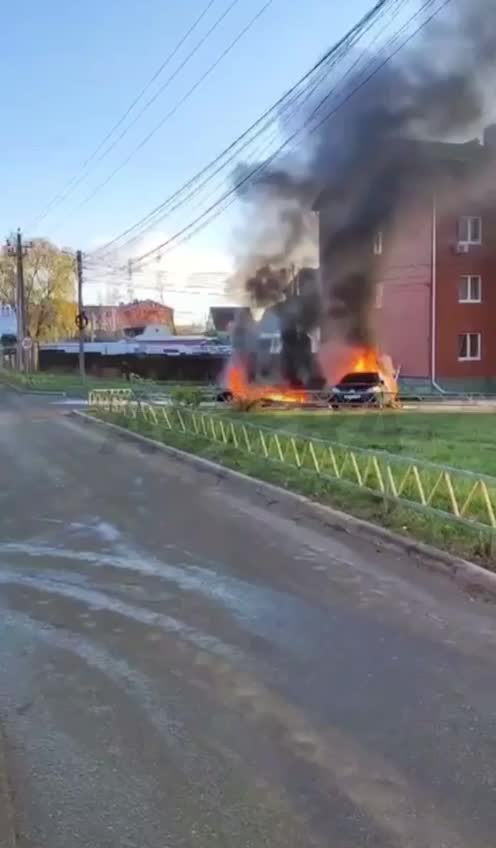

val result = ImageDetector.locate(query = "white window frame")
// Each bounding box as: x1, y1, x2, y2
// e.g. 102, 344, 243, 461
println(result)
458, 216, 482, 245
458, 275, 482, 303
373, 231, 383, 255
458, 332, 481, 361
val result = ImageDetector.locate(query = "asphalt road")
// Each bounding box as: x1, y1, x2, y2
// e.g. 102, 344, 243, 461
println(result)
1, 390, 496, 848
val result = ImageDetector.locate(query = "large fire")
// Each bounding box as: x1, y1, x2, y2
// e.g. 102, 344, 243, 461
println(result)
226, 361, 308, 405
333, 345, 398, 397
226, 346, 396, 405
343, 347, 381, 376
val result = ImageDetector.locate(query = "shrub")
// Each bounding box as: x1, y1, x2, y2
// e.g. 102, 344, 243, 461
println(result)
170, 385, 203, 408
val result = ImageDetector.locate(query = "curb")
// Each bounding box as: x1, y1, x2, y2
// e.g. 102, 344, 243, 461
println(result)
72, 410, 496, 599
0, 725, 16, 846
0, 382, 67, 398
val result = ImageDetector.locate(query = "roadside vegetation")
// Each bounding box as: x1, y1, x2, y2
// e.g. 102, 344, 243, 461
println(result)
0, 370, 140, 395
0, 240, 76, 341
239, 409, 496, 476
91, 405, 496, 567
0, 370, 200, 396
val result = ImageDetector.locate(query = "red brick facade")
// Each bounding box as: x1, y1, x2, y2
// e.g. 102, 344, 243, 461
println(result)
317, 132, 496, 389
434, 204, 496, 382
375, 205, 432, 378
375, 196, 496, 387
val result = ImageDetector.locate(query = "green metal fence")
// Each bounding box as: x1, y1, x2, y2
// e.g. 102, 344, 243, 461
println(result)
89, 389, 496, 534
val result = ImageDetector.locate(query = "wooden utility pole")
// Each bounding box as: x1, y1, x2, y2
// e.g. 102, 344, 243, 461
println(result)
15, 230, 26, 370
76, 250, 86, 379
5, 230, 31, 371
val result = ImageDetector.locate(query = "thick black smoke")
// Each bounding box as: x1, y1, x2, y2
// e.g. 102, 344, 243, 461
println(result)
233, 0, 495, 380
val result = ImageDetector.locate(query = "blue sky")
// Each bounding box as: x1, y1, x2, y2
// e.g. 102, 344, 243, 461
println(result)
0, 0, 371, 259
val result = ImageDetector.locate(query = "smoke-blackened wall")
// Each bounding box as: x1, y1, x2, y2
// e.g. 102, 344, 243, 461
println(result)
232, 0, 495, 382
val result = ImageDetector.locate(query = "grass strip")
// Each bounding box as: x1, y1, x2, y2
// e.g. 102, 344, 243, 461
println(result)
238, 409, 496, 476
0, 370, 191, 396
93, 409, 495, 568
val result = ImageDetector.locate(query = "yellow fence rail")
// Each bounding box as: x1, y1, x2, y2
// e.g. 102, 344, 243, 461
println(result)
89, 390, 496, 534
88, 389, 133, 406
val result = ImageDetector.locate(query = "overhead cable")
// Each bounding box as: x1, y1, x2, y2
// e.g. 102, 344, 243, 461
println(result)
130, 0, 451, 269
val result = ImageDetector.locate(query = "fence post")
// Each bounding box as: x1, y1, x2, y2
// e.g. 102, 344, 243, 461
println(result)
383, 460, 392, 516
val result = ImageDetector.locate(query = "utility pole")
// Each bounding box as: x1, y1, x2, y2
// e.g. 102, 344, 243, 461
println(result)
5, 230, 32, 371
127, 259, 134, 302
76, 250, 86, 379
15, 231, 26, 370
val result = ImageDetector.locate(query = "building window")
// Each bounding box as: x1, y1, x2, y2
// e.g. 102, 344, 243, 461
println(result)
458, 216, 482, 244
458, 275, 481, 303
458, 332, 481, 361
373, 231, 383, 255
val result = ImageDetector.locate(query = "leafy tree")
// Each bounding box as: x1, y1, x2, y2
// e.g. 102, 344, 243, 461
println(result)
0, 238, 76, 341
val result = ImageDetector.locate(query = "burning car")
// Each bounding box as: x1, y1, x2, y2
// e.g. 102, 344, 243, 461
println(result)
329, 371, 392, 408
329, 351, 399, 409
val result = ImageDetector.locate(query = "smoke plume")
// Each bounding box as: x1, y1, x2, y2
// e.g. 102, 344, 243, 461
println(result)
233, 0, 495, 381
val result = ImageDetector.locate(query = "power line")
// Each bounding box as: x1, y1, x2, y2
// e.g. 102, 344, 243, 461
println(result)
91, 0, 397, 261
73, 0, 273, 216
80, 0, 245, 174
88, 74, 326, 261
106, 0, 414, 258
88, 73, 323, 261
131, 0, 450, 269
94, 59, 345, 258
28, 0, 221, 231
88, 0, 395, 262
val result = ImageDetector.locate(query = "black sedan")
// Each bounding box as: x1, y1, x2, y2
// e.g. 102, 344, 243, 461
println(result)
329, 371, 394, 409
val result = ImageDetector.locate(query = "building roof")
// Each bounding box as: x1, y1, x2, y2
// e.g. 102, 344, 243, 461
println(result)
208, 306, 250, 331
86, 299, 172, 312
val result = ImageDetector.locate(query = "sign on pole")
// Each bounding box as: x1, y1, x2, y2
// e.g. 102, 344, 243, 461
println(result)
21, 337, 33, 352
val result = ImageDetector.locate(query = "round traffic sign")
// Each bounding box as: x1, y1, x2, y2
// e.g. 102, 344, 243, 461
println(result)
21, 337, 33, 351
75, 312, 89, 330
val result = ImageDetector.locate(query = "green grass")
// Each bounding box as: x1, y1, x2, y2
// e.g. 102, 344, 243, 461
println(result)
93, 408, 496, 567
0, 370, 185, 396
236, 409, 496, 476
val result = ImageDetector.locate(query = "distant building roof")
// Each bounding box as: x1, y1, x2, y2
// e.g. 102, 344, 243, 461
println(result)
207, 306, 250, 332
86, 299, 173, 313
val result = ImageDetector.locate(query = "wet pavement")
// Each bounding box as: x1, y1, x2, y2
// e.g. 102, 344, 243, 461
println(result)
1, 389, 496, 847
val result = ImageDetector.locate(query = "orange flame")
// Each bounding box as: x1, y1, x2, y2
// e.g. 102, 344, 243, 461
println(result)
333, 345, 398, 397
226, 361, 308, 404
346, 347, 381, 375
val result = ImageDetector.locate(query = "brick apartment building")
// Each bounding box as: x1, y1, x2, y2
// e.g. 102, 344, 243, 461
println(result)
316, 125, 496, 392
85, 299, 174, 339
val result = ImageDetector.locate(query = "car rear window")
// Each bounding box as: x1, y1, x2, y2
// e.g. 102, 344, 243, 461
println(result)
339, 372, 379, 386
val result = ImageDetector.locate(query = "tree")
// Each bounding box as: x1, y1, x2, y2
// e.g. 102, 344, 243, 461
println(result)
0, 238, 77, 342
